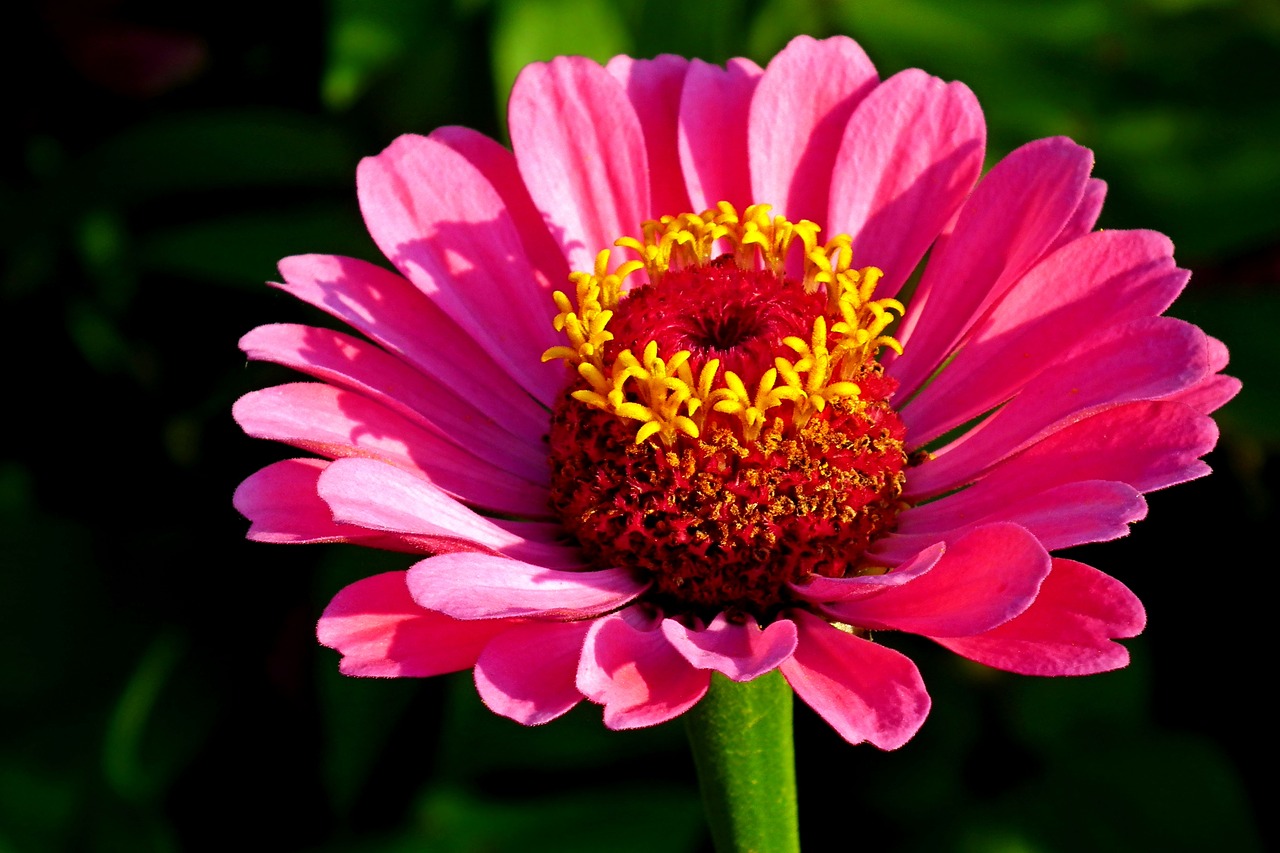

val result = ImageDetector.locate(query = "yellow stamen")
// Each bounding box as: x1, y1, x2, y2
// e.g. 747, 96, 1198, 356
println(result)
541, 202, 905, 445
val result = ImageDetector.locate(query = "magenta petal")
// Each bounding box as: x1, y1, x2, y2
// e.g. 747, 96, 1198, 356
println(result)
909, 317, 1212, 497
607, 53, 692, 217
474, 620, 592, 725
317, 572, 510, 677
577, 611, 710, 729
679, 57, 762, 212
510, 56, 649, 273
790, 542, 946, 604
891, 137, 1094, 400
317, 457, 582, 569
1047, 177, 1107, 255
355, 134, 561, 404
926, 401, 1219, 508
428, 125, 570, 301
235, 458, 357, 544
1166, 372, 1241, 415
935, 558, 1145, 675
828, 523, 1051, 637
240, 322, 546, 480
406, 554, 646, 621
661, 613, 798, 682
888, 480, 1148, 553
901, 228, 1189, 446
780, 610, 929, 749
235, 459, 436, 553
749, 35, 878, 223
274, 253, 549, 442
828, 68, 985, 298
233, 382, 549, 516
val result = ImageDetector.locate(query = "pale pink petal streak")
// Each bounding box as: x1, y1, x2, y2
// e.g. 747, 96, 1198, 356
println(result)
577, 610, 710, 729
908, 317, 1212, 497
679, 57, 762, 212
356, 134, 562, 404
827, 68, 985, 298
935, 559, 1145, 675
235, 458, 428, 552
875, 480, 1146, 562
661, 613, 798, 681
232, 382, 549, 516
235, 458, 354, 544
240, 323, 546, 479
607, 54, 692, 217
1164, 335, 1240, 413
901, 229, 1189, 445
1046, 177, 1107, 255
475, 620, 592, 725
890, 137, 1094, 400
318, 572, 511, 677
317, 458, 583, 568
429, 125, 571, 303
749, 35, 878, 223
1167, 373, 1241, 415
274, 254, 549, 443
781, 610, 929, 749
510, 56, 650, 274
926, 401, 1219, 505
406, 553, 646, 621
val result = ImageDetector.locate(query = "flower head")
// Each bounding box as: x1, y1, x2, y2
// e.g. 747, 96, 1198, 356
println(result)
233, 36, 1238, 747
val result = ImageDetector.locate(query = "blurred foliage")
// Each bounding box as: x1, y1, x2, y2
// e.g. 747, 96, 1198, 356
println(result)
2, 0, 1273, 850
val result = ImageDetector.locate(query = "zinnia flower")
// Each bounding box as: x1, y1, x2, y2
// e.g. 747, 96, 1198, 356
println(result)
233, 35, 1237, 748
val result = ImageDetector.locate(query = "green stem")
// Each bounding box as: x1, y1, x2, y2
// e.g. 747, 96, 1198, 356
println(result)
684, 670, 800, 853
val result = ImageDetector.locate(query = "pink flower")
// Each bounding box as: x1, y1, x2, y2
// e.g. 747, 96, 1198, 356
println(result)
233, 35, 1237, 748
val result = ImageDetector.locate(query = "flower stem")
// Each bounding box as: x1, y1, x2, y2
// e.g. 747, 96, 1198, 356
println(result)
684, 670, 800, 852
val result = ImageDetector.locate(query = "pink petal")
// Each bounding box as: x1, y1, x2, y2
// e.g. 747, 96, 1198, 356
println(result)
780, 610, 929, 749
355, 134, 562, 404
934, 558, 1145, 675
510, 56, 649, 274
790, 542, 946, 604
908, 317, 1212, 497
749, 35, 878, 223
317, 458, 582, 569
827, 68, 985, 298
474, 620, 592, 725
240, 323, 547, 480
919, 401, 1218, 512
428, 125, 570, 301
317, 572, 511, 677
577, 610, 710, 729
1046, 177, 1107, 255
660, 613, 798, 682
274, 253, 549, 443
890, 137, 1094, 400
826, 523, 1051, 637
1166, 373, 1241, 415
901, 229, 1189, 445
877, 480, 1147, 562
235, 457, 429, 552
678, 57, 762, 212
233, 382, 549, 517
607, 53, 692, 217
406, 553, 646, 621
1164, 335, 1239, 413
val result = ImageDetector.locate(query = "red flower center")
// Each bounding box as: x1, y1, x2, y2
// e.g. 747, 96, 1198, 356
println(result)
543, 204, 910, 620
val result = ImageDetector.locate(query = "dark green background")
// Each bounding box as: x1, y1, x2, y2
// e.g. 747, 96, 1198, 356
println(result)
3, 1, 1272, 850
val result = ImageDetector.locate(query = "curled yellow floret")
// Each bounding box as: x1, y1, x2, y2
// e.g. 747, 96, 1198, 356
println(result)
542, 202, 905, 445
